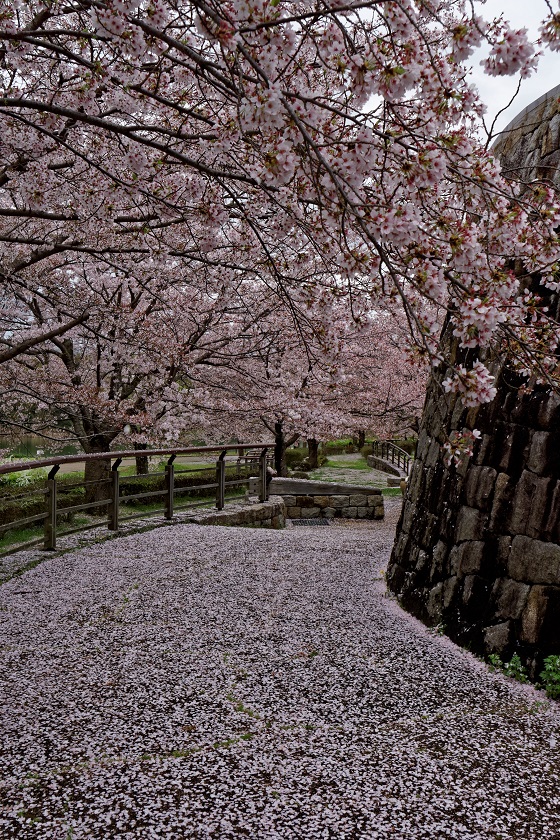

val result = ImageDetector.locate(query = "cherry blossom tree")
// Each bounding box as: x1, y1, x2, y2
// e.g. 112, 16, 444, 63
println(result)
183, 298, 429, 473
1, 0, 560, 430
0, 251, 290, 493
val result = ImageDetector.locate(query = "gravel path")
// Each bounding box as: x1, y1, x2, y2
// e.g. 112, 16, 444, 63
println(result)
1, 504, 559, 839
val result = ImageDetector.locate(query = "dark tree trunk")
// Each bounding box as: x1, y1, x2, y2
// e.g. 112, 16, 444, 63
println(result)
84, 439, 113, 510
274, 421, 285, 476
358, 430, 366, 450
307, 438, 319, 469
134, 442, 149, 475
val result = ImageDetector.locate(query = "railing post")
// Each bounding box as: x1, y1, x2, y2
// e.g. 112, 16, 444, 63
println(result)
216, 450, 227, 510
44, 465, 59, 550
108, 458, 122, 531
165, 454, 176, 519
259, 447, 268, 502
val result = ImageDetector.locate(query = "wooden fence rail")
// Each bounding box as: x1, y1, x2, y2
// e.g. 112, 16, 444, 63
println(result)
0, 443, 274, 557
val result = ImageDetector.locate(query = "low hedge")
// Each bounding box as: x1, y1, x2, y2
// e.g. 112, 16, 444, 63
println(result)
119, 465, 252, 505
0, 480, 85, 529
0, 465, 254, 529
285, 448, 327, 469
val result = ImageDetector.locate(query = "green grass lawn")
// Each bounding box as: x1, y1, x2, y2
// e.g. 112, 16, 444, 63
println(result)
323, 457, 371, 470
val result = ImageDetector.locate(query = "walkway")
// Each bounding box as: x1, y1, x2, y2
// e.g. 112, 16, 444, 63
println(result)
1, 504, 559, 839
309, 452, 392, 487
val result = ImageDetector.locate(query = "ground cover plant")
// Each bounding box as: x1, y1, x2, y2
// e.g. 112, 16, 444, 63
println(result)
540, 656, 560, 700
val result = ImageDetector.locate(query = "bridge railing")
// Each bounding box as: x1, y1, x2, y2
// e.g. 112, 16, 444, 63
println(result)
0, 443, 274, 557
371, 440, 413, 476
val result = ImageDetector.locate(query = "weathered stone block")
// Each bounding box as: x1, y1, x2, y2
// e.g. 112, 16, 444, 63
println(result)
472, 433, 492, 466
296, 495, 315, 507
331, 495, 349, 508
301, 507, 320, 518
374, 505, 384, 519
462, 575, 491, 614
462, 574, 477, 605
484, 621, 513, 655
527, 431, 552, 475
415, 550, 428, 572
455, 506, 486, 542
508, 470, 554, 538
521, 586, 548, 644
508, 535, 560, 584
386, 563, 406, 593
323, 507, 336, 519
545, 481, 560, 543
430, 540, 448, 581
287, 506, 301, 518
463, 466, 497, 511
391, 530, 410, 564
314, 496, 331, 508
425, 581, 443, 623
282, 495, 297, 507
270, 478, 381, 496
406, 464, 423, 502
488, 472, 515, 532
415, 429, 430, 461
495, 578, 530, 620
450, 541, 485, 576
349, 494, 367, 506
537, 392, 560, 430
425, 439, 441, 469
356, 507, 369, 519
443, 576, 459, 609
367, 495, 379, 507
418, 512, 439, 549
496, 536, 512, 571
342, 507, 358, 518
496, 424, 530, 474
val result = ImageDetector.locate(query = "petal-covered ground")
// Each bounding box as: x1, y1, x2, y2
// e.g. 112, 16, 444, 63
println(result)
1, 507, 559, 839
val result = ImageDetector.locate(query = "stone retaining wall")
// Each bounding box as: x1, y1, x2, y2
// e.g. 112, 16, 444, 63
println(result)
185, 496, 286, 529
387, 88, 560, 679
269, 478, 384, 520
388, 380, 560, 677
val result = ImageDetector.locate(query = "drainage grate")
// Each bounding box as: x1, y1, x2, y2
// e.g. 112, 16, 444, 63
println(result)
291, 518, 331, 526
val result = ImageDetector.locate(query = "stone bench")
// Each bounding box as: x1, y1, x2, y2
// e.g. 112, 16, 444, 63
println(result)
268, 478, 384, 520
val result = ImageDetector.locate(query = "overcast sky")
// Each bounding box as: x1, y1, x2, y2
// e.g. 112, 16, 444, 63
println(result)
469, 0, 560, 135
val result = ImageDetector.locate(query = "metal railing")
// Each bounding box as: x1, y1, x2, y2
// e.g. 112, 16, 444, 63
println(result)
371, 440, 413, 476
0, 443, 274, 557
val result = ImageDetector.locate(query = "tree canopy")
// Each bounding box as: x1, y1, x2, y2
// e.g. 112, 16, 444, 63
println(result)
1, 0, 560, 446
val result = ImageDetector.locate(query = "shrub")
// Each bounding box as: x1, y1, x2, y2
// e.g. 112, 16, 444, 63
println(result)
540, 655, 560, 699
390, 437, 418, 456
285, 448, 308, 468
321, 439, 352, 455
361, 445, 373, 458
0, 466, 49, 487
488, 653, 529, 684
502, 654, 529, 683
